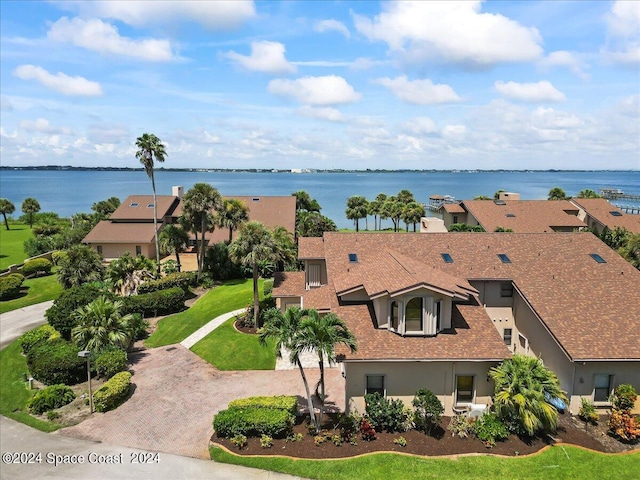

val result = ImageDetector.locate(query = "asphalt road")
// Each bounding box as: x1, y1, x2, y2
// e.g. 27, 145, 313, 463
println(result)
0, 300, 52, 350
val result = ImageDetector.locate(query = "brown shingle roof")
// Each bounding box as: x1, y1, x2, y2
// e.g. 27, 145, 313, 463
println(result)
441, 203, 466, 214
273, 271, 306, 297
82, 220, 158, 243
570, 198, 640, 234
462, 200, 586, 232
109, 195, 179, 221
299, 237, 325, 259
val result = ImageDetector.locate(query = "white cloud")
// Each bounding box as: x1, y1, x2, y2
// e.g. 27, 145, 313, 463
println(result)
52, 0, 256, 30
267, 75, 361, 105
603, 0, 640, 65
374, 76, 461, 105
494, 81, 566, 103
19, 118, 72, 135
224, 41, 296, 74
349, 57, 388, 70
314, 19, 351, 38
353, 1, 542, 67
13, 65, 103, 96
538, 51, 589, 80
298, 105, 345, 122
48, 17, 175, 62
403, 117, 439, 135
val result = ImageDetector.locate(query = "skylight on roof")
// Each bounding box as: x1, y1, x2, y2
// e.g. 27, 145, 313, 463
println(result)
252, 198, 260, 202
348, 253, 358, 263
610, 211, 622, 217
590, 253, 607, 263
497, 253, 511, 263
147, 203, 154, 208
494, 200, 506, 205
441, 253, 454, 263
506, 213, 516, 218
130, 202, 139, 207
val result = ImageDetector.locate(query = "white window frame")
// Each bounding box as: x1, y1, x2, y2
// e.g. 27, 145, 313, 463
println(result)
593, 374, 614, 405
404, 296, 424, 335
388, 300, 400, 332
365, 374, 386, 397
307, 263, 321, 289
503, 328, 512, 346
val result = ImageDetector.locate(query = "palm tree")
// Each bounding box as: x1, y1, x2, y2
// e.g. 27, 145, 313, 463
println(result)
21, 197, 40, 228
158, 224, 189, 272
272, 225, 297, 271
135, 133, 167, 270
382, 196, 403, 232
0, 198, 15, 230
259, 307, 317, 430
181, 183, 222, 280
489, 354, 568, 437
296, 211, 337, 237
299, 310, 357, 432
402, 201, 426, 232
548, 187, 567, 201
106, 252, 156, 296
577, 189, 600, 199
72, 296, 135, 352
345, 195, 368, 232
397, 189, 415, 203
292, 190, 321, 212
228, 221, 277, 328
216, 199, 249, 243
368, 193, 386, 231
57, 245, 105, 289
91, 196, 121, 218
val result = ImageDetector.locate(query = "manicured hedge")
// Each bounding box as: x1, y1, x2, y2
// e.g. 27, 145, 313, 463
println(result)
26, 339, 86, 386
46, 284, 113, 339
27, 384, 76, 414
0, 274, 24, 299
228, 396, 298, 416
21, 258, 53, 277
18, 325, 60, 355
137, 272, 195, 294
94, 349, 128, 379
121, 287, 185, 317
213, 407, 294, 438
93, 371, 132, 413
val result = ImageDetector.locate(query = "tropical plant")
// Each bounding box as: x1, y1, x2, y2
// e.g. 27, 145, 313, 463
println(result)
135, 133, 167, 270
272, 226, 297, 271
412, 389, 444, 434
21, 197, 41, 227
401, 201, 426, 232
618, 233, 640, 269
229, 221, 277, 328
382, 196, 404, 232
0, 198, 15, 230
158, 224, 189, 272
216, 198, 249, 243
364, 392, 409, 433
368, 193, 387, 230
72, 296, 136, 352
292, 190, 321, 212
489, 354, 568, 437
181, 183, 222, 280
599, 226, 630, 250
548, 187, 567, 200
578, 398, 599, 425
345, 196, 368, 232
296, 211, 337, 237
474, 195, 492, 200
448, 414, 473, 438
91, 196, 121, 218
610, 384, 638, 412
472, 412, 509, 447
56, 244, 105, 289
106, 252, 156, 296
577, 189, 600, 198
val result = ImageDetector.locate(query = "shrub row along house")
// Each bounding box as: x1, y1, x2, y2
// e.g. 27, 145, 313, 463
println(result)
272, 231, 640, 416
82, 186, 296, 261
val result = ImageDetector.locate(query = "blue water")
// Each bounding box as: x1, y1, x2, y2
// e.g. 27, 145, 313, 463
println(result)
1, 169, 638, 229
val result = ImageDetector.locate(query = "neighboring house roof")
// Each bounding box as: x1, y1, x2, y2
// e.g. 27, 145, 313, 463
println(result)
109, 195, 179, 222
570, 198, 640, 234
298, 237, 326, 259
440, 203, 466, 214
461, 200, 586, 232
298, 232, 640, 362
82, 221, 159, 244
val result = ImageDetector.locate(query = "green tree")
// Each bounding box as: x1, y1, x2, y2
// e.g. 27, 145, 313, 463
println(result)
401, 201, 425, 232
489, 354, 568, 437
135, 133, 167, 270
57, 244, 105, 289
345, 196, 368, 232
21, 197, 41, 228
72, 296, 135, 352
296, 211, 337, 237
91, 196, 121, 218
382, 196, 404, 232
548, 187, 567, 200
158, 224, 189, 272
618, 233, 640, 269
292, 191, 321, 212
106, 252, 156, 295
0, 198, 15, 230
369, 193, 387, 230
577, 189, 600, 199
229, 221, 277, 328
397, 189, 415, 203
216, 198, 249, 243
474, 195, 492, 200
181, 183, 222, 280
259, 307, 317, 430
272, 226, 297, 271
298, 310, 357, 432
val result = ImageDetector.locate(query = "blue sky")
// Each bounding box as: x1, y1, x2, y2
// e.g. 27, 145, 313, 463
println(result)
1, 0, 638, 170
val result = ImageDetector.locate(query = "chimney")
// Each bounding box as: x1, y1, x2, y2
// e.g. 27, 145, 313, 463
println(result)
172, 186, 184, 199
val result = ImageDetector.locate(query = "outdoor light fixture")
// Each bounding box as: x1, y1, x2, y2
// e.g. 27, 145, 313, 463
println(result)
78, 350, 93, 413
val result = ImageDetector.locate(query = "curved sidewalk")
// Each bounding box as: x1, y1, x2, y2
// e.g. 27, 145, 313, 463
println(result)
0, 300, 52, 350
180, 308, 246, 349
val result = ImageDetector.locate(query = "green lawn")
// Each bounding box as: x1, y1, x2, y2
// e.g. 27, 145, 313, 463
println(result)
0, 273, 63, 315
210, 445, 640, 480
0, 223, 32, 270
145, 279, 262, 348
0, 340, 62, 432
191, 317, 276, 370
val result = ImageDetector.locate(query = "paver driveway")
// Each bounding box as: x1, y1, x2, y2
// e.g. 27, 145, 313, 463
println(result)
59, 345, 344, 459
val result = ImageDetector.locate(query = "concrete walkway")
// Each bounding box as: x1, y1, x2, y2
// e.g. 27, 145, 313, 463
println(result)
0, 300, 52, 350
180, 308, 246, 349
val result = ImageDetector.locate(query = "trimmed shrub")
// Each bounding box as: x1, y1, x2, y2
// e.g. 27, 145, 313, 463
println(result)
46, 284, 113, 339
26, 340, 86, 385
611, 384, 638, 412
21, 258, 53, 277
130, 313, 149, 341
364, 392, 409, 433
0, 274, 25, 299
578, 398, 599, 425
472, 412, 509, 447
93, 371, 132, 413
213, 407, 294, 438
94, 349, 128, 379
412, 389, 444, 434
204, 242, 244, 281
27, 384, 76, 415
228, 396, 298, 416
263, 278, 274, 297
121, 287, 185, 317
18, 325, 60, 355
137, 272, 195, 294
51, 250, 67, 266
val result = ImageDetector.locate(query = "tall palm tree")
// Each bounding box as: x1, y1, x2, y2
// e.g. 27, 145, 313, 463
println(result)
158, 224, 190, 272
402, 201, 426, 232
216, 198, 249, 243
272, 225, 297, 271
72, 296, 135, 352
299, 310, 357, 432
181, 183, 222, 280
382, 196, 403, 232
548, 187, 567, 200
228, 221, 276, 328
345, 195, 368, 232
259, 307, 317, 430
489, 354, 568, 437
0, 198, 15, 230
135, 133, 167, 270
21, 197, 40, 228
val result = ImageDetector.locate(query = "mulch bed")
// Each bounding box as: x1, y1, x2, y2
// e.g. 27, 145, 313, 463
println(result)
234, 320, 258, 335
213, 412, 629, 459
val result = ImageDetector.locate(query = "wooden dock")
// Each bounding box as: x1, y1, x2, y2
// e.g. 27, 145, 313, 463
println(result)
599, 188, 640, 201
613, 204, 640, 214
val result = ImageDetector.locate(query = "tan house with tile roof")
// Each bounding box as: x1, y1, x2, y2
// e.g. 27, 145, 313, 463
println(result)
570, 198, 640, 234
273, 232, 640, 415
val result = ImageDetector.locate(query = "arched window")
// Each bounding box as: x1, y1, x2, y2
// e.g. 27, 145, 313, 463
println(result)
390, 301, 399, 330
405, 297, 423, 332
